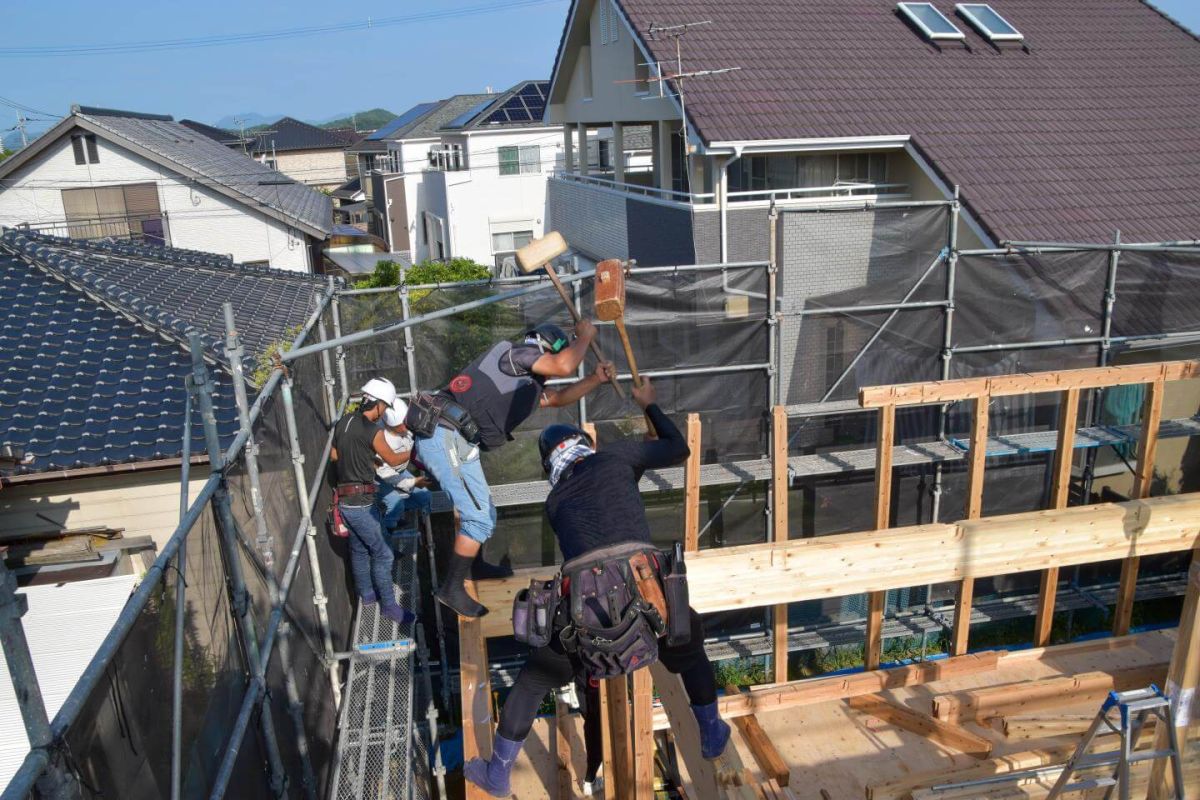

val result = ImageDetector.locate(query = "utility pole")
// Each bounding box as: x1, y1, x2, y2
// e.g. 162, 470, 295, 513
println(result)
15, 112, 29, 148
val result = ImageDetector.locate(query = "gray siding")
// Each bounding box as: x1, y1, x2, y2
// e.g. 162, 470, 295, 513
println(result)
547, 177, 629, 261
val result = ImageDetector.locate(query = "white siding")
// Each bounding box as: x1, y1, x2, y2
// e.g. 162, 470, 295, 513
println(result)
267, 148, 348, 189
0, 133, 311, 271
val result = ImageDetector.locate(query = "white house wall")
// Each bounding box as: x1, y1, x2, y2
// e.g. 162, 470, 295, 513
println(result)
0, 133, 311, 271
265, 148, 348, 190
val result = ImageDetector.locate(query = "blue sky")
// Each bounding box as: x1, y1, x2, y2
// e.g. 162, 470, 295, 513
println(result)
2, 0, 1198, 131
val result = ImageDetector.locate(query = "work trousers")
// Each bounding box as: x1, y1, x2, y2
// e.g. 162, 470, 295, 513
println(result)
339, 501, 396, 606
496, 608, 717, 751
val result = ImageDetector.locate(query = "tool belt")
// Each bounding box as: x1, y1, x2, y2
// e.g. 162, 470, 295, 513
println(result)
336, 483, 376, 497
406, 392, 481, 445
511, 541, 691, 681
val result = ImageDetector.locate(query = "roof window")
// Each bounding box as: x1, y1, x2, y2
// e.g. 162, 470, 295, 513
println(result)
897, 2, 965, 41
955, 4, 1023, 41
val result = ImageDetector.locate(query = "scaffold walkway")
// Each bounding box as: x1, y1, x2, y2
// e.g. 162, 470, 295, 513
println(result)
330, 532, 422, 800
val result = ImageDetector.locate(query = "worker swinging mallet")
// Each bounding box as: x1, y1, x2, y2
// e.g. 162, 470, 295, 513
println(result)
515, 231, 624, 398
594, 257, 657, 436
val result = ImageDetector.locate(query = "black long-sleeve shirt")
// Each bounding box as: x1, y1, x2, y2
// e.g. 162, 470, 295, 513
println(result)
544, 404, 690, 561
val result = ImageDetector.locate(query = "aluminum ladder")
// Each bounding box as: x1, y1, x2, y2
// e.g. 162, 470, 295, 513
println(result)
1045, 685, 1185, 799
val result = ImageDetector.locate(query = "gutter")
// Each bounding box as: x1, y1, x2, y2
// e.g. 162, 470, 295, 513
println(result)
1, 455, 210, 486
703, 135, 911, 155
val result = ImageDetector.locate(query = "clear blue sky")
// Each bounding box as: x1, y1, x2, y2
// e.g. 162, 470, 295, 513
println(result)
2, 0, 1198, 129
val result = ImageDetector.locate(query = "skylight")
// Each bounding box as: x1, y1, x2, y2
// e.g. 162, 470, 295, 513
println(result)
956, 4, 1023, 41
898, 2, 965, 41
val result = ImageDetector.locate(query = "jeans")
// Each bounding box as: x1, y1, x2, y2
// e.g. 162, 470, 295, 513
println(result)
376, 478, 433, 530
415, 426, 496, 543
339, 501, 395, 605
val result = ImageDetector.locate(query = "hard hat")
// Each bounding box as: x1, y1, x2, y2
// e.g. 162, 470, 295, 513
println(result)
384, 398, 409, 427
538, 423, 593, 473
526, 323, 569, 354
360, 377, 397, 406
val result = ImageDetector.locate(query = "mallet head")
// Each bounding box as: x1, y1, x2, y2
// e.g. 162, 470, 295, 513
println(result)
516, 231, 569, 274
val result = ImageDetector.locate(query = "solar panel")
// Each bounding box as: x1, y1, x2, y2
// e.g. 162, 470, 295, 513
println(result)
955, 4, 1023, 41
897, 2, 965, 40
480, 81, 550, 126
445, 98, 499, 130
368, 101, 440, 140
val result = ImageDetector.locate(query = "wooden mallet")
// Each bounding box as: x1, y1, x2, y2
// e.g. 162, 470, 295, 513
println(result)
595, 258, 657, 436
516, 232, 623, 397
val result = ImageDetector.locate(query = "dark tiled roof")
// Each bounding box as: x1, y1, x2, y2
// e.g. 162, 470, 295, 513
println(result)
178, 119, 246, 147
0, 247, 242, 475
445, 81, 553, 130
1, 230, 325, 372
407, 94, 494, 139
610, 0, 1200, 244
250, 117, 361, 153
331, 176, 364, 200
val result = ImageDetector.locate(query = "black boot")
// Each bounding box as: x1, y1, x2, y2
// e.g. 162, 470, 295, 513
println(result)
470, 553, 514, 580
436, 551, 488, 618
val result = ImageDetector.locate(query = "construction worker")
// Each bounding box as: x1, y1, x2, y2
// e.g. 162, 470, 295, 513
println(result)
330, 378, 415, 625
464, 378, 730, 797
413, 320, 614, 619
375, 398, 432, 531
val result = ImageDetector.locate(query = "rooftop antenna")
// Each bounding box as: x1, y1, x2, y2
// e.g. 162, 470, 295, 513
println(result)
15, 111, 28, 148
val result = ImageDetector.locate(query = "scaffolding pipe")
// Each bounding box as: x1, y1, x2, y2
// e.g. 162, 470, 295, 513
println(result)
948, 327, 1200, 355
189, 331, 289, 800
544, 361, 772, 387
170, 383, 192, 800
1083, 232, 1122, 503
400, 282, 421, 398
796, 298, 949, 316
317, 305, 338, 421
1001, 239, 1200, 251
768, 203, 780, 407
421, 510, 452, 710
778, 199, 954, 213
330, 279, 351, 399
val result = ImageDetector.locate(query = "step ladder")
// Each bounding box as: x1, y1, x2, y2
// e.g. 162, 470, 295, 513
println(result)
1046, 685, 1186, 800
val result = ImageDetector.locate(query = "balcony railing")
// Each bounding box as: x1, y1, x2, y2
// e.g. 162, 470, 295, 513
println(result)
16, 216, 169, 247
554, 171, 910, 207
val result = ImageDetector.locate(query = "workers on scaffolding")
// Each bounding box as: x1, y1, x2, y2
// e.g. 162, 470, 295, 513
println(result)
464, 378, 731, 797
374, 397, 433, 531
330, 378, 416, 626
407, 320, 615, 619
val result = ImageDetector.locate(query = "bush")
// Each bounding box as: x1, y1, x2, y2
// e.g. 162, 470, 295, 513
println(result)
251, 325, 303, 387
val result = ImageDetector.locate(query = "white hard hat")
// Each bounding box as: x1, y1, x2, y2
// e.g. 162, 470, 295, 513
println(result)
360, 378, 397, 406
384, 398, 409, 427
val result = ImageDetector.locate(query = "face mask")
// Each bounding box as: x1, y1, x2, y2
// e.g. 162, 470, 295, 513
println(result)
548, 437, 595, 487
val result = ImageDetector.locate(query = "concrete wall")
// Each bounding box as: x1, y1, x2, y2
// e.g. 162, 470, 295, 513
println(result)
267, 148, 348, 189
0, 468, 212, 554
0, 131, 311, 271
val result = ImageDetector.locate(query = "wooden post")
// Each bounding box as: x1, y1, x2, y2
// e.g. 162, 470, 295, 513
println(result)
866, 403, 896, 670
555, 697, 575, 799
771, 405, 790, 683
650, 662, 718, 797
606, 677, 634, 800
1114, 376, 1164, 636
459, 581, 494, 800
597, 679, 617, 800
632, 669, 655, 799
1034, 387, 1080, 646
952, 395, 989, 656
1148, 554, 1199, 798
684, 413, 702, 553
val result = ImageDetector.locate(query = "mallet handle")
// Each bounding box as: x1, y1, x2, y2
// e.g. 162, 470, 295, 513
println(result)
614, 318, 656, 437
542, 267, 625, 398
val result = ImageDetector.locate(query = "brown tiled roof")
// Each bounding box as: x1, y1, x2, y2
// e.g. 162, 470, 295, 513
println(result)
613, 0, 1200, 243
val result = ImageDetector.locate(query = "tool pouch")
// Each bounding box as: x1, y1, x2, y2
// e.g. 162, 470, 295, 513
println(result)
573, 604, 660, 680
512, 577, 560, 648
327, 489, 350, 538
662, 541, 691, 646
628, 551, 668, 637
406, 392, 482, 445
563, 547, 661, 680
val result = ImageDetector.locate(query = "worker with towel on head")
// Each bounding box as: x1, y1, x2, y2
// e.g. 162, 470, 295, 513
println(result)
374, 397, 433, 531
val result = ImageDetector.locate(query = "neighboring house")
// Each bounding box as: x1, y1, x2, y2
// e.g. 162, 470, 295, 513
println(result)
249, 117, 360, 191
331, 176, 367, 228
0, 106, 333, 272
178, 118, 250, 150
544, 0, 1200, 264
0, 229, 326, 552
353, 82, 564, 269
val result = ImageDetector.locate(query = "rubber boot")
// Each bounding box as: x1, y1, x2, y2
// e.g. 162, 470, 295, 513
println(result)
463, 734, 524, 797
691, 701, 731, 759
470, 553, 514, 580
380, 602, 416, 626
435, 551, 488, 618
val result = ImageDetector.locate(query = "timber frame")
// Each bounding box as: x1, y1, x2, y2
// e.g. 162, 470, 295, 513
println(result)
458, 360, 1200, 799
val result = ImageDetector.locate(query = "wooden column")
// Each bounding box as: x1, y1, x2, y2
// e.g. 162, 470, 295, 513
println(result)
1034, 387, 1080, 647
611, 122, 625, 183
1148, 553, 1199, 798
459, 581, 494, 800
555, 697, 575, 799
951, 395, 989, 656
563, 125, 576, 173
684, 413, 702, 553
866, 403, 896, 670
597, 679, 617, 800
632, 670, 655, 799
606, 677, 634, 800
1114, 376, 1164, 635
771, 405, 790, 683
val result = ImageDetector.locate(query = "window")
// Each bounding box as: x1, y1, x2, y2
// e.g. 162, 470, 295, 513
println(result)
61, 182, 164, 243
429, 143, 464, 171
70, 134, 99, 165
836, 153, 888, 184
955, 3, 1023, 41
498, 145, 541, 175
491, 229, 534, 253
897, 2, 965, 40
633, 49, 651, 93
263, 158, 278, 170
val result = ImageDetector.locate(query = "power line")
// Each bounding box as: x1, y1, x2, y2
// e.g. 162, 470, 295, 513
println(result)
0, 95, 60, 119
0, 1, 566, 58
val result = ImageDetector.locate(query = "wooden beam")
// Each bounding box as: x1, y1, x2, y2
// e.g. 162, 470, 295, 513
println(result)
1034, 387, 1080, 647
651, 662, 718, 798
685, 413, 701, 553
931, 663, 1168, 723
866, 740, 1081, 800
597, 677, 617, 800
474, 493, 1200, 638
858, 359, 1200, 408
952, 395, 989, 656
606, 677, 634, 800
866, 403, 896, 670
632, 669, 655, 799
1115, 375, 1165, 636
725, 685, 791, 786
654, 651, 1001, 730
771, 405, 790, 683
846, 694, 993, 758
459, 580, 494, 800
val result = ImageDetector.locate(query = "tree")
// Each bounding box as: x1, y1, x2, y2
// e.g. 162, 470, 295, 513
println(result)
0, 148, 12, 164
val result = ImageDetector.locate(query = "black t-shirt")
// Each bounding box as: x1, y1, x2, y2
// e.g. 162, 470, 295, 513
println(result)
332, 412, 379, 505
544, 405, 689, 561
